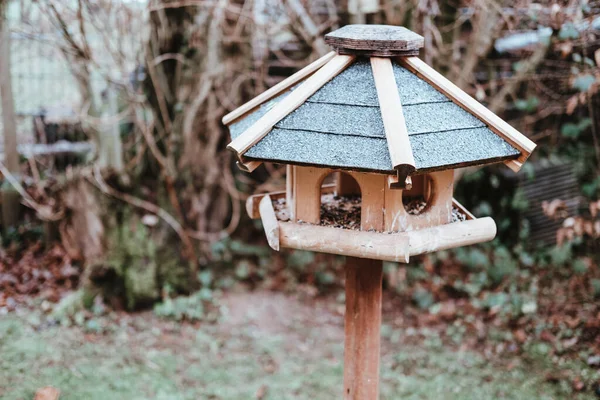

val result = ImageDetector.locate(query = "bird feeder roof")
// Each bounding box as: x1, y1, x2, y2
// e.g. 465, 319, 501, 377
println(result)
224, 25, 535, 181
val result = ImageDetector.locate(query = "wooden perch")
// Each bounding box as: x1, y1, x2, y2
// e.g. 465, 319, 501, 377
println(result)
371, 57, 416, 188
279, 221, 410, 262
400, 56, 536, 172
258, 194, 280, 251
227, 54, 355, 159
222, 51, 336, 126
277, 216, 497, 262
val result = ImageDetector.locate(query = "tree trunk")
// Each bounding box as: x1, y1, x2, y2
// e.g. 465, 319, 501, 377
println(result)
0, 2, 22, 231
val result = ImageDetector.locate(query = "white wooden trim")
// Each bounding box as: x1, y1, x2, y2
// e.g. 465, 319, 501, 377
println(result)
371, 57, 416, 182
401, 56, 536, 171
227, 54, 356, 157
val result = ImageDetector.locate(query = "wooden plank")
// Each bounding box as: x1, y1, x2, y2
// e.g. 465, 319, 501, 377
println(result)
245, 184, 336, 219
246, 190, 286, 219
336, 172, 361, 196
452, 198, 475, 220
293, 166, 331, 224
236, 159, 262, 173
384, 180, 404, 232
400, 56, 536, 171
344, 257, 383, 400
325, 24, 423, 53
396, 170, 455, 232
370, 57, 416, 184
258, 195, 280, 251
278, 222, 410, 262
351, 172, 385, 232
334, 47, 420, 57
222, 51, 336, 125
227, 55, 355, 157
286, 165, 295, 220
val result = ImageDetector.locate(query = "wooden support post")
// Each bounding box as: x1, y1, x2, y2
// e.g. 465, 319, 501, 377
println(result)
344, 257, 383, 400
343, 170, 384, 400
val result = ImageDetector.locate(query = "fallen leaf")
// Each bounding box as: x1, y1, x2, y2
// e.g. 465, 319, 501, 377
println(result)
572, 376, 585, 391
514, 329, 527, 344
255, 384, 268, 399
34, 386, 60, 400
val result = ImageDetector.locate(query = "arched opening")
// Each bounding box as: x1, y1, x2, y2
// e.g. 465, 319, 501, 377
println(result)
403, 174, 434, 215
320, 171, 362, 230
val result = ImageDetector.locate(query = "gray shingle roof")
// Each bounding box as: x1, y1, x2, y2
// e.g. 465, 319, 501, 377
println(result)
229, 58, 520, 173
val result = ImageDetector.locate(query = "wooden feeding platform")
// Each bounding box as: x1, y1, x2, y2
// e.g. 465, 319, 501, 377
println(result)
223, 24, 536, 400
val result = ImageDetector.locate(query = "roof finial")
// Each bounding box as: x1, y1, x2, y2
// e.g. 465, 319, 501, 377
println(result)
325, 24, 424, 57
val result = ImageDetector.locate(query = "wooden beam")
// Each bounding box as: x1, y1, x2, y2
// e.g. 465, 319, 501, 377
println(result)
370, 57, 416, 186
227, 55, 355, 157
400, 56, 536, 171
344, 257, 383, 400
407, 217, 496, 256
286, 165, 295, 220
278, 216, 497, 261
258, 195, 280, 251
351, 172, 385, 232
222, 51, 336, 125
278, 221, 410, 262
293, 166, 331, 224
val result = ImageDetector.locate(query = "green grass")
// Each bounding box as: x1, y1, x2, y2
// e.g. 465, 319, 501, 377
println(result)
0, 297, 596, 400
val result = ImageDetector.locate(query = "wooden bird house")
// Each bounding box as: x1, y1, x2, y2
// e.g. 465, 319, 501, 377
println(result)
223, 24, 536, 399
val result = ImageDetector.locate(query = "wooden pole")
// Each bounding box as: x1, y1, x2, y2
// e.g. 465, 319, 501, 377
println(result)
343, 257, 383, 400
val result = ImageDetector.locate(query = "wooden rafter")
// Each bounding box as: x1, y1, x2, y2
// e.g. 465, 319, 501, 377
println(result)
222, 51, 336, 126
400, 56, 536, 172
227, 54, 356, 165
236, 160, 262, 173
371, 57, 416, 188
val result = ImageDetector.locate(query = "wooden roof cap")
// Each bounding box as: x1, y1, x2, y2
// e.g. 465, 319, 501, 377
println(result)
325, 24, 424, 57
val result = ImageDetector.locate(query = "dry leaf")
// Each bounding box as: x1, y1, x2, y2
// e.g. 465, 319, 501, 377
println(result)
34, 386, 60, 400
514, 329, 527, 344
255, 384, 268, 399
542, 199, 567, 219
566, 95, 579, 115
590, 200, 600, 218
595, 49, 600, 67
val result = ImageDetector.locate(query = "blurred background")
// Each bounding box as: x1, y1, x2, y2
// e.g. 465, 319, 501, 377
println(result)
0, 0, 599, 399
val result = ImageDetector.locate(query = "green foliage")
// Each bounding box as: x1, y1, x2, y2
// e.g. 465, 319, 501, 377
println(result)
153, 291, 207, 321
572, 74, 596, 92
514, 96, 539, 113
2, 311, 591, 400
549, 243, 573, 267
591, 279, 600, 299
489, 246, 518, 285
211, 237, 270, 261
412, 287, 435, 310
558, 23, 580, 40
561, 118, 592, 139
287, 250, 315, 269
